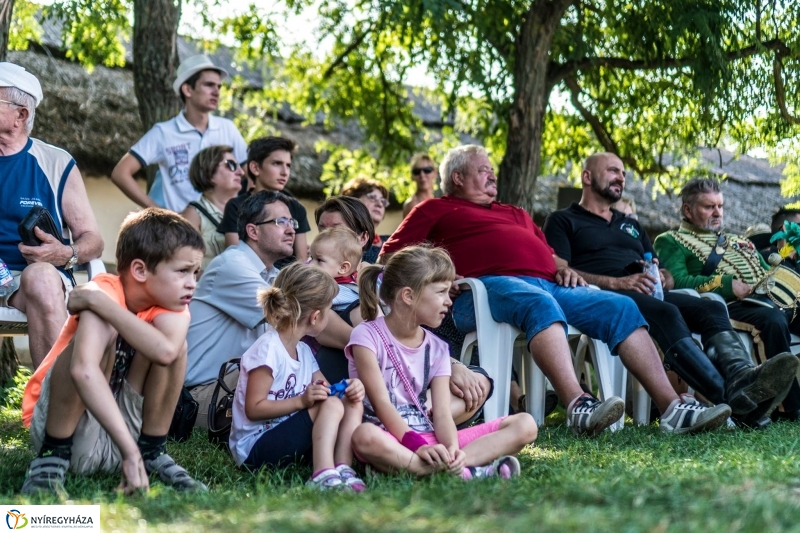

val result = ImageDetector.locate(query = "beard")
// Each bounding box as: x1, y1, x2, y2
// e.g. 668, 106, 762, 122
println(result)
701, 217, 724, 232
590, 175, 623, 202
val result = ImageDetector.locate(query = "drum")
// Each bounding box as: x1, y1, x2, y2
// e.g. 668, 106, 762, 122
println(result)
742, 265, 800, 319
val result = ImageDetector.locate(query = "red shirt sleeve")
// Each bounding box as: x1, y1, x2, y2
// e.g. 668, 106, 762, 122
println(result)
380, 204, 437, 257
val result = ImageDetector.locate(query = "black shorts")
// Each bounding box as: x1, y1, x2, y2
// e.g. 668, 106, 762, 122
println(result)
243, 410, 314, 470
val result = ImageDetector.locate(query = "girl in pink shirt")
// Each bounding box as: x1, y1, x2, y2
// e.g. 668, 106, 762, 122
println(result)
346, 246, 537, 479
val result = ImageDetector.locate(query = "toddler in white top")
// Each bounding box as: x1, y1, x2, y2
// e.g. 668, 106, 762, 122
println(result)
229, 262, 366, 491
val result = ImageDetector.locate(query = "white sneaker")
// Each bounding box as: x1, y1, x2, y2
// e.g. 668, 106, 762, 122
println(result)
567, 394, 625, 436
660, 395, 731, 435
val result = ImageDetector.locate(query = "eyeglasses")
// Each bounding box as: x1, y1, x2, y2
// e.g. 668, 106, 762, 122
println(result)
0, 99, 22, 107
412, 166, 435, 176
222, 159, 240, 172
252, 216, 299, 230
364, 192, 389, 207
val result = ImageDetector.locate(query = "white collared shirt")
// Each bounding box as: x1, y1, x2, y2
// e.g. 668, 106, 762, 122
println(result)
129, 111, 247, 212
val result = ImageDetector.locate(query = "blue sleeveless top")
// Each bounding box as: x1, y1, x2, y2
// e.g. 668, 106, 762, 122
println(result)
0, 138, 74, 271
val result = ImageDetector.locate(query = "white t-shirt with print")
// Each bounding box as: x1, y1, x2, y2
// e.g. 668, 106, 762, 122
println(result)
130, 111, 247, 212
229, 328, 320, 466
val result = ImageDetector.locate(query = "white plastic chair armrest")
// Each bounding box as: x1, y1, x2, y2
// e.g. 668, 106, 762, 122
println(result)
85, 258, 106, 280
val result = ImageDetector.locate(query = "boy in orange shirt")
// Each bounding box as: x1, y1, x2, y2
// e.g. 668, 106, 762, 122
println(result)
21, 208, 207, 496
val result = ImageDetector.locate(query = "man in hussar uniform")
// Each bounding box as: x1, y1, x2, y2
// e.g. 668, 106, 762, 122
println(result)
654, 177, 800, 421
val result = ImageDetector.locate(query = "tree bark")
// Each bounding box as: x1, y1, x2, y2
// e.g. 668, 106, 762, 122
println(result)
0, 337, 18, 386
132, 0, 182, 190
0, 0, 15, 63
497, 0, 570, 211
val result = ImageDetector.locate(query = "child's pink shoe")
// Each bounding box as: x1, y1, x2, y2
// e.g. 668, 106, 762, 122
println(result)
336, 464, 367, 492
463, 456, 521, 480
306, 468, 345, 490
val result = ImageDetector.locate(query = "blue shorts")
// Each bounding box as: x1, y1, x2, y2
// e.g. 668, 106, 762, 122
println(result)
451, 276, 647, 354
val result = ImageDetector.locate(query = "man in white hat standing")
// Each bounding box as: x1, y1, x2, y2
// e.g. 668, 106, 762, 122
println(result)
0, 62, 103, 368
111, 55, 247, 212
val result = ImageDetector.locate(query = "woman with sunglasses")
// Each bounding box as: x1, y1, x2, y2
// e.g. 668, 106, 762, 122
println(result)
403, 153, 440, 218
341, 177, 391, 263
182, 145, 244, 270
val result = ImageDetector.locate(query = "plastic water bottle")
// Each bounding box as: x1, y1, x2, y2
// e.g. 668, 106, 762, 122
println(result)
0, 258, 13, 299
643, 252, 664, 300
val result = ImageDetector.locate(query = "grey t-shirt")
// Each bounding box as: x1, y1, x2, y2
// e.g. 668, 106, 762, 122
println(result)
185, 241, 278, 387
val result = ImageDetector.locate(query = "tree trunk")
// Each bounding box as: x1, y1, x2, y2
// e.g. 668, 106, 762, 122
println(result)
497, 1, 569, 212
0, 337, 18, 386
132, 0, 181, 191
0, 0, 15, 64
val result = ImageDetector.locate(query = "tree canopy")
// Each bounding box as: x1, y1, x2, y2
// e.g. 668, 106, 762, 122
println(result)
8, 0, 800, 208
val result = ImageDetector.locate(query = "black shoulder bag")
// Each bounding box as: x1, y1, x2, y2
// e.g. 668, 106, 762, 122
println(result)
208, 358, 241, 450
189, 201, 222, 230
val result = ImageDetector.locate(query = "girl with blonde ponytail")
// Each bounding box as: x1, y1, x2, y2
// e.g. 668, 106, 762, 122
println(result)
229, 263, 367, 491
347, 246, 538, 480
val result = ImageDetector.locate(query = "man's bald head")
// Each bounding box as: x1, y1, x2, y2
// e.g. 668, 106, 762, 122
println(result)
583, 152, 621, 175
581, 152, 626, 204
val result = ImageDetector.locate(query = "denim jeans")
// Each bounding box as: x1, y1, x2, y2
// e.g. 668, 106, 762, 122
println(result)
451, 276, 646, 354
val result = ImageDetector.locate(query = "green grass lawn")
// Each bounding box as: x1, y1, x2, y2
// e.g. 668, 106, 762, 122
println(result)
3, 390, 800, 532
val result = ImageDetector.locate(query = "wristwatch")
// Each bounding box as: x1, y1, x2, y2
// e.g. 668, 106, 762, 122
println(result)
64, 245, 78, 270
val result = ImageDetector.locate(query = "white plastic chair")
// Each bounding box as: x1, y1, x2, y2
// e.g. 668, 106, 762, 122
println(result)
457, 278, 633, 429
0, 259, 106, 336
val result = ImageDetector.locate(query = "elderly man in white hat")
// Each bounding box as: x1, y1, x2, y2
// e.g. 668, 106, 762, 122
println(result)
111, 55, 247, 212
0, 62, 103, 368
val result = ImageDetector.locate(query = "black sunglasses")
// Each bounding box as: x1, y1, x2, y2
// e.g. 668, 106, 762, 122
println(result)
412, 166, 435, 176
222, 159, 240, 172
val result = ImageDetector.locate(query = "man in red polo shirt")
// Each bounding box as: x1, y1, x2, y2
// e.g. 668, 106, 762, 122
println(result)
381, 145, 731, 436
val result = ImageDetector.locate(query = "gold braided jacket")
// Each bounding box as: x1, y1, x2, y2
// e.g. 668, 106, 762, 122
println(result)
653, 221, 769, 301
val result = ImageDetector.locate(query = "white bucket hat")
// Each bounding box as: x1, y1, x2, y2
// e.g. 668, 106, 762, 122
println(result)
0, 62, 43, 107
172, 55, 229, 96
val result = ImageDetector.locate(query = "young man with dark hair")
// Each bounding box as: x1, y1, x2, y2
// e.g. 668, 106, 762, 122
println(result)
110, 55, 247, 213
217, 136, 310, 263
20, 209, 207, 496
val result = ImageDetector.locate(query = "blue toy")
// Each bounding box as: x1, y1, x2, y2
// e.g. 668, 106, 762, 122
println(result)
329, 379, 348, 398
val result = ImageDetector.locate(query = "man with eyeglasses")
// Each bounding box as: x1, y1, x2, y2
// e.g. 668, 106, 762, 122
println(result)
185, 190, 303, 426
382, 145, 732, 437
0, 62, 103, 369
654, 177, 800, 422
403, 152, 440, 218
110, 55, 247, 213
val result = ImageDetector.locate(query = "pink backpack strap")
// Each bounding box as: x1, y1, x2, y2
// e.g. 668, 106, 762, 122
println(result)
368, 321, 432, 427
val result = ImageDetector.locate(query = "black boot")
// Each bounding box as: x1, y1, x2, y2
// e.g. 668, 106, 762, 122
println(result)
704, 331, 799, 420
663, 337, 726, 405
